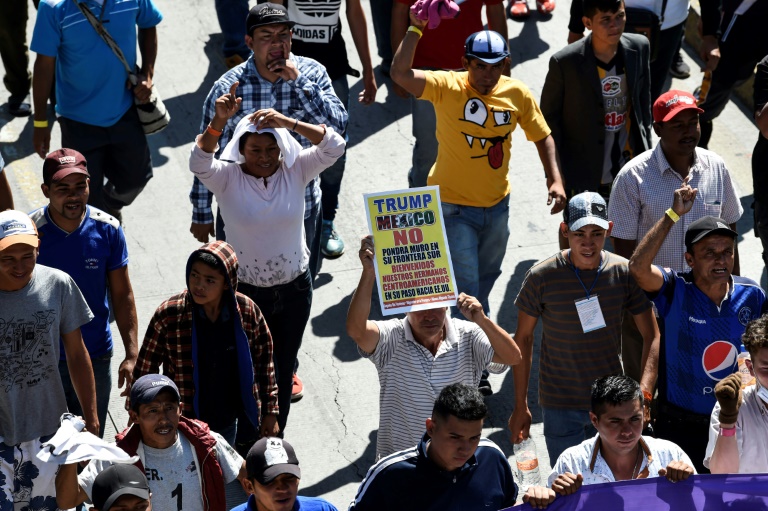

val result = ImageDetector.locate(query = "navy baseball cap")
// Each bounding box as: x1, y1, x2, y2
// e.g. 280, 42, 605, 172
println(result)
464, 31, 509, 64
246, 3, 294, 36
130, 374, 180, 410
564, 192, 609, 231
684, 216, 737, 252
92, 464, 150, 511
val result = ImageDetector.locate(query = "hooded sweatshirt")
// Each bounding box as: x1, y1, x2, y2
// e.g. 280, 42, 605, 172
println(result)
134, 241, 278, 428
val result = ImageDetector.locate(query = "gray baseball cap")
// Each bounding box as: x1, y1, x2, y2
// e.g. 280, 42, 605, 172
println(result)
564, 192, 609, 231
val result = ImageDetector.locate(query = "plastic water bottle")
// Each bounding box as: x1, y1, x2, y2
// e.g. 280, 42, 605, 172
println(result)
513, 438, 542, 487
737, 344, 755, 388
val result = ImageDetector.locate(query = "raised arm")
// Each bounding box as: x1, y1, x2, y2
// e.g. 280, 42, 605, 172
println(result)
108, 266, 139, 393
55, 464, 89, 509
390, 11, 428, 98
346, 235, 382, 354
629, 184, 698, 293
457, 293, 521, 365
249, 108, 327, 145
507, 310, 539, 443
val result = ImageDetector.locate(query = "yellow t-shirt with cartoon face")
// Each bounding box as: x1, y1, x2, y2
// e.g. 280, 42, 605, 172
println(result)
420, 70, 551, 208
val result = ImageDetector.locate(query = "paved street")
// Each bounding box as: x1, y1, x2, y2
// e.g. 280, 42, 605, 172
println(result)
1, 1, 765, 508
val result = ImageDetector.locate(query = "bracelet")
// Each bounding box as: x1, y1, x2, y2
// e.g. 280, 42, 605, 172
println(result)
407, 26, 423, 37
292, 118, 299, 131
665, 208, 680, 223
642, 390, 653, 404
206, 124, 223, 137
34, 119, 49, 128
719, 426, 736, 437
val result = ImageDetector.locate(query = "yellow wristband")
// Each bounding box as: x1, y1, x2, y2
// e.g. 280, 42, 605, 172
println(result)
407, 25, 423, 37
665, 208, 680, 223
34, 120, 49, 128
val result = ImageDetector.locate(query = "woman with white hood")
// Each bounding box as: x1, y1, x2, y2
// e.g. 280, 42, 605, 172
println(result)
189, 84, 345, 436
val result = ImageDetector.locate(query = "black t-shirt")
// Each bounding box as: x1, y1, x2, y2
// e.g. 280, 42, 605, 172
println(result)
285, 0, 351, 81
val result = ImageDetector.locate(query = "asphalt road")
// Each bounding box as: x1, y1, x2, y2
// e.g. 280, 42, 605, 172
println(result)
1, 1, 765, 509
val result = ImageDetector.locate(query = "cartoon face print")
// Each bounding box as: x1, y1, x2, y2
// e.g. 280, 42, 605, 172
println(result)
460, 98, 512, 170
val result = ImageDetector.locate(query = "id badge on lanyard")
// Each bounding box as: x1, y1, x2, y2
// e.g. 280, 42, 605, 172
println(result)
569, 251, 607, 333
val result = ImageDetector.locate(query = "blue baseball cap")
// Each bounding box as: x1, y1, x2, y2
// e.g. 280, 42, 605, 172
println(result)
564, 192, 609, 231
464, 31, 509, 64
130, 374, 180, 410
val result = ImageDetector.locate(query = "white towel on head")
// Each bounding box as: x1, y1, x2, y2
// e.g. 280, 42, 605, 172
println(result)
219, 114, 303, 168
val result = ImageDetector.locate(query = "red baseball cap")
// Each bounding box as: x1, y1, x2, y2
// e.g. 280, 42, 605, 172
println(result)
43, 148, 89, 185
653, 90, 704, 123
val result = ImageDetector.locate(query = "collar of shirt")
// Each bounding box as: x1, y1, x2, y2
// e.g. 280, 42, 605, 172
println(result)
587, 434, 653, 481
194, 299, 231, 323
419, 433, 478, 479
652, 144, 703, 180
403, 315, 458, 356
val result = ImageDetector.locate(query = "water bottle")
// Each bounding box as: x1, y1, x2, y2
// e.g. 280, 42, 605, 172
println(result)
737, 344, 755, 388
513, 437, 542, 487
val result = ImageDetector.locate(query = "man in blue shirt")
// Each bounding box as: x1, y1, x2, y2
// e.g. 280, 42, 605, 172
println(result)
30, 0, 163, 221
30, 148, 138, 437
232, 436, 337, 511
349, 383, 517, 511
629, 184, 767, 472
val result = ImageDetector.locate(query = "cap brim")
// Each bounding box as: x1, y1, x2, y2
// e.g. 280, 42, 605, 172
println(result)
260, 464, 301, 485
101, 487, 150, 511
660, 105, 704, 122
0, 234, 39, 251
466, 54, 508, 64
50, 168, 89, 182
568, 217, 610, 232
249, 20, 296, 30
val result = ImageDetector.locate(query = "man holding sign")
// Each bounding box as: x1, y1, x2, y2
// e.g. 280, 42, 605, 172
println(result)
508, 192, 659, 464
347, 236, 522, 459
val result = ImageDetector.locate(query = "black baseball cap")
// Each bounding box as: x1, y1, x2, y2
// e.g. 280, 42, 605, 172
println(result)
684, 215, 737, 252
246, 3, 295, 36
130, 374, 180, 411
92, 464, 150, 511
246, 437, 301, 484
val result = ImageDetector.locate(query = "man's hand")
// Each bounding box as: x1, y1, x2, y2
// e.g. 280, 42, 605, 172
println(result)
132, 73, 153, 104
508, 406, 532, 444
359, 70, 378, 105
547, 180, 567, 215
408, 9, 428, 30
34, 127, 51, 158
190, 222, 215, 243
523, 486, 557, 509
215, 82, 242, 122
117, 357, 136, 395
658, 461, 694, 482
715, 373, 742, 425
671, 181, 698, 217
267, 57, 300, 82
359, 235, 375, 272
85, 418, 100, 437
457, 293, 485, 323
567, 31, 584, 44
699, 35, 721, 72
260, 414, 279, 438
551, 472, 583, 496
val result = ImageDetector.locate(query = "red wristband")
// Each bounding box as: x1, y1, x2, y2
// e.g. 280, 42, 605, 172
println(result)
719, 426, 736, 437
206, 124, 223, 137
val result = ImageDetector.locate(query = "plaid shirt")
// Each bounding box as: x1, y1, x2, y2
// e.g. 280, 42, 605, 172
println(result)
190, 54, 348, 224
134, 291, 279, 418
608, 145, 743, 272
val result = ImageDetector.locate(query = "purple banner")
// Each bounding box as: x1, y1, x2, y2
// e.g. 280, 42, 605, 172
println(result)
503, 474, 768, 510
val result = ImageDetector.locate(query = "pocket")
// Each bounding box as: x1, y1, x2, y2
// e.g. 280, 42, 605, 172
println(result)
293, 271, 312, 293
441, 202, 461, 217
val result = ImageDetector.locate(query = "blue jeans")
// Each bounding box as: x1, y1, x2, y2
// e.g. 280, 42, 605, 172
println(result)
441, 195, 510, 314
541, 407, 596, 463
305, 206, 322, 279
238, 271, 313, 434
214, 0, 250, 59
59, 351, 112, 438
320, 77, 349, 222
214, 419, 238, 447
369, 0, 393, 63
408, 96, 438, 188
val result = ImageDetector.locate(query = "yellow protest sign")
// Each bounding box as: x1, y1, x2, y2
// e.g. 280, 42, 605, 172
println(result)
364, 186, 457, 315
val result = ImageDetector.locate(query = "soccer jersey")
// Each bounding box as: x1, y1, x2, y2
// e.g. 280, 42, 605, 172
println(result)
420, 71, 551, 208
652, 268, 766, 415
596, 52, 632, 184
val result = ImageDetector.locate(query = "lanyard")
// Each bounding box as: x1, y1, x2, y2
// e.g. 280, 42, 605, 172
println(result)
568, 250, 603, 298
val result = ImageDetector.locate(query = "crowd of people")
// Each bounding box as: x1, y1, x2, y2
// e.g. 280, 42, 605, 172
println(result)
1, 0, 767, 510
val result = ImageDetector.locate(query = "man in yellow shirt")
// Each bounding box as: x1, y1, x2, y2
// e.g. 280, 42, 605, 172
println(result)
391, 18, 566, 314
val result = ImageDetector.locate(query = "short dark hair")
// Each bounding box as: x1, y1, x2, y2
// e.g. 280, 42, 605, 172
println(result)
743, 313, 768, 358
238, 131, 278, 154
582, 0, 623, 18
432, 383, 487, 422
189, 251, 226, 278
591, 375, 642, 417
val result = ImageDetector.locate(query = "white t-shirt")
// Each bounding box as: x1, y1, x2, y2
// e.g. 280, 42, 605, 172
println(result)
79, 431, 243, 511
704, 384, 768, 473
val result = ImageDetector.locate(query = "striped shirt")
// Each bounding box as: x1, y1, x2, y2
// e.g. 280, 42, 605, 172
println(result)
190, 54, 348, 224
362, 317, 495, 459
608, 144, 742, 272
515, 251, 652, 409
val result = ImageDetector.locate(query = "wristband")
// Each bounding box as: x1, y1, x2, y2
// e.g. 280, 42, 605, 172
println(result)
292, 118, 299, 131
665, 208, 680, 223
206, 124, 223, 137
719, 426, 736, 437
407, 26, 423, 37
642, 390, 653, 404
34, 119, 49, 129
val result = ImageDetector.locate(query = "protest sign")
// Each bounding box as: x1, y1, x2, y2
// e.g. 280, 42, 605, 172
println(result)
364, 186, 457, 315
503, 474, 768, 510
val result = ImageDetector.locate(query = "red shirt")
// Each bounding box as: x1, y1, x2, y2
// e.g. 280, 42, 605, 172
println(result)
398, 0, 503, 70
